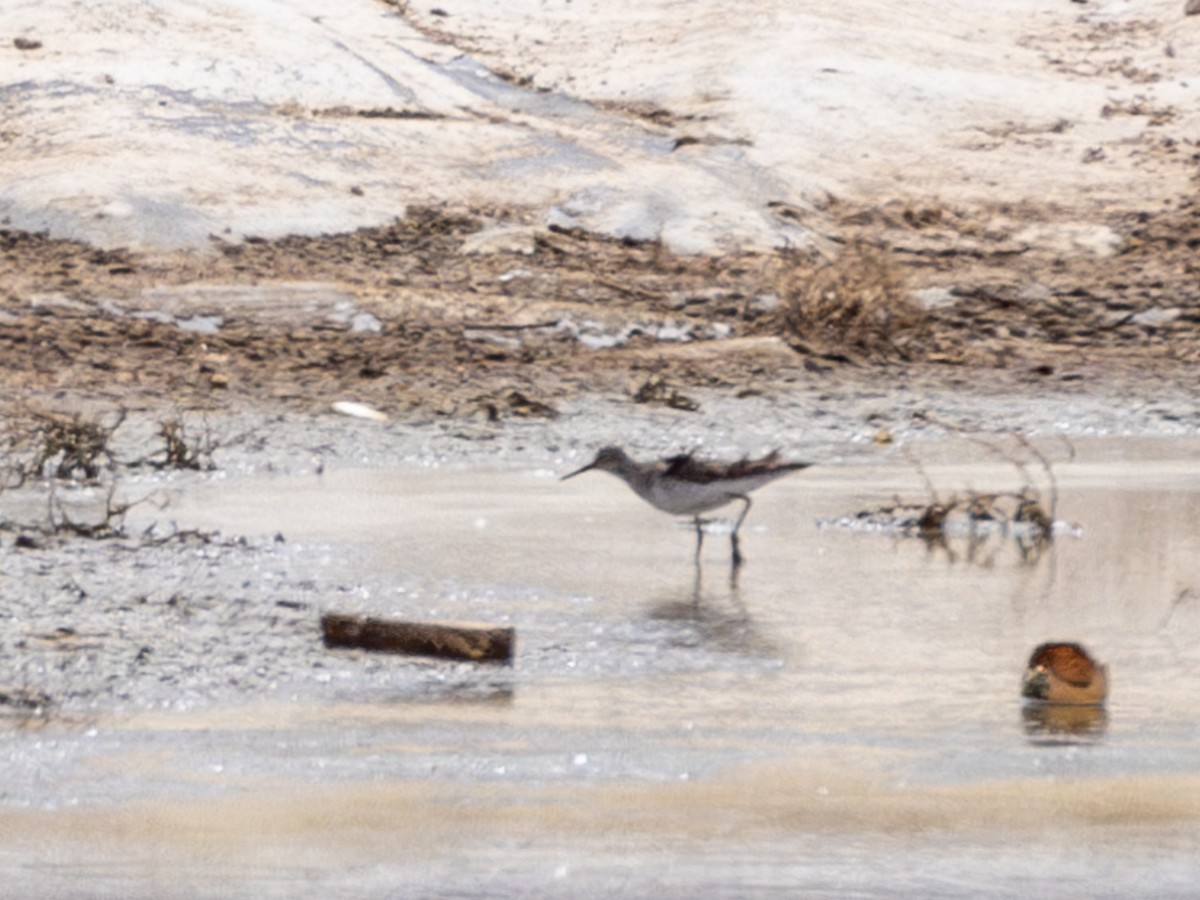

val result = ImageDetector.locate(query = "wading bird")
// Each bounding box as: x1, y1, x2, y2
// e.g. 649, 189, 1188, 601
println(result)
562, 446, 813, 567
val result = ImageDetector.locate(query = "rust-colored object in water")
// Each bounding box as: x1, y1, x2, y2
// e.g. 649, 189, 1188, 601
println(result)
321, 613, 515, 664
1021, 642, 1108, 706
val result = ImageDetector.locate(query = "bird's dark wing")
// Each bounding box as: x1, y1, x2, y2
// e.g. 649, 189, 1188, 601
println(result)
1028, 643, 1095, 687
661, 452, 717, 482
726, 450, 814, 478
724, 450, 782, 479
663, 449, 811, 484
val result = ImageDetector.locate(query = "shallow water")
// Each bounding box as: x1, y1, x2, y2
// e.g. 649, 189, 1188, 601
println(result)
4, 438, 1200, 897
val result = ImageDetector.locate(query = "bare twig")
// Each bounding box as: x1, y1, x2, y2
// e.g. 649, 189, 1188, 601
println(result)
1012, 432, 1059, 522
901, 444, 941, 504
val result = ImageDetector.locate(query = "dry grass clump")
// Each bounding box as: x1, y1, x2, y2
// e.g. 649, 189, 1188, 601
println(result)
1, 409, 125, 486
2, 407, 221, 538
777, 243, 931, 361
147, 417, 217, 471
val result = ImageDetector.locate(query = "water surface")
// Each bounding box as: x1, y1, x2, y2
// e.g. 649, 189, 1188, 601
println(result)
4, 439, 1199, 897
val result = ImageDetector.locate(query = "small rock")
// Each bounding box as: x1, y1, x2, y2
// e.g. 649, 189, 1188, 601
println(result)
331, 401, 388, 422
747, 292, 781, 315
461, 226, 538, 256
503, 390, 558, 419
1017, 284, 1053, 303
13, 37, 42, 51
1131, 307, 1181, 328
497, 268, 533, 283
1013, 222, 1121, 257
464, 329, 521, 351
910, 287, 956, 310
349, 311, 382, 333
1187, 0, 1200, 16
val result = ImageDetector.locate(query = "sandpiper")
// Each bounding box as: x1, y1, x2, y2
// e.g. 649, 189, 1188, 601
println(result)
561, 446, 813, 566
1021, 642, 1108, 706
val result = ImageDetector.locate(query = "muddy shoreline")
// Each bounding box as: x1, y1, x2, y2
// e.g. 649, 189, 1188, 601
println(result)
3, 198, 1199, 427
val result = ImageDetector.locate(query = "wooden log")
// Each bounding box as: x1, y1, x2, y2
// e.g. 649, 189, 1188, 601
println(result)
321, 613, 515, 664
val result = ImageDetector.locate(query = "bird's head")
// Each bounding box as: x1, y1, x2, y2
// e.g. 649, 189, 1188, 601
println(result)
561, 446, 630, 480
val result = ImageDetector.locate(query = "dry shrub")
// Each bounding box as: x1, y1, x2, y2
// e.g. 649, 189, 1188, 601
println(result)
2, 408, 124, 486
777, 243, 930, 361
152, 417, 217, 471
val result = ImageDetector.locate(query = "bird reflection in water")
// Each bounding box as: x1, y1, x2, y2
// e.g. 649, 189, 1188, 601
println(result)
1022, 703, 1108, 746
640, 555, 782, 659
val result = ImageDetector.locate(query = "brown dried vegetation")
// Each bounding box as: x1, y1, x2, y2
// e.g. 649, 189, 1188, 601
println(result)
1, 408, 125, 487
1, 408, 218, 538
845, 430, 1067, 566
776, 243, 933, 362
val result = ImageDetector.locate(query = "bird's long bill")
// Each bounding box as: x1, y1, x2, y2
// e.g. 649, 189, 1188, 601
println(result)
560, 461, 595, 481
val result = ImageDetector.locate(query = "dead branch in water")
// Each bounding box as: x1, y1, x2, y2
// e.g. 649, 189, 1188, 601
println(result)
843, 428, 1074, 564
909, 417, 1076, 541
322, 614, 516, 664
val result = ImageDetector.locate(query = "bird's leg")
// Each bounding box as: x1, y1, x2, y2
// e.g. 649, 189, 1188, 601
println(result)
730, 494, 752, 568
693, 515, 705, 564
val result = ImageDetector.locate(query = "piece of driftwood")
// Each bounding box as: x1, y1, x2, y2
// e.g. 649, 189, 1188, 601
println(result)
321, 613, 515, 664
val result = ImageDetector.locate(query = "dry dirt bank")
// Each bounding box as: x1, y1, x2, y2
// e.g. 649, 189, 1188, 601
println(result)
1, 196, 1198, 430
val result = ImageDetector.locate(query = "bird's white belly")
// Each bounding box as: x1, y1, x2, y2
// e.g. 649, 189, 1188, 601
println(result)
640, 479, 745, 516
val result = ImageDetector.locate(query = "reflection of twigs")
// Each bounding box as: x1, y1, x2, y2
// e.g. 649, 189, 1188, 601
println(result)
1014, 530, 1051, 565
1159, 587, 1197, 631
965, 528, 1001, 569
44, 481, 156, 539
